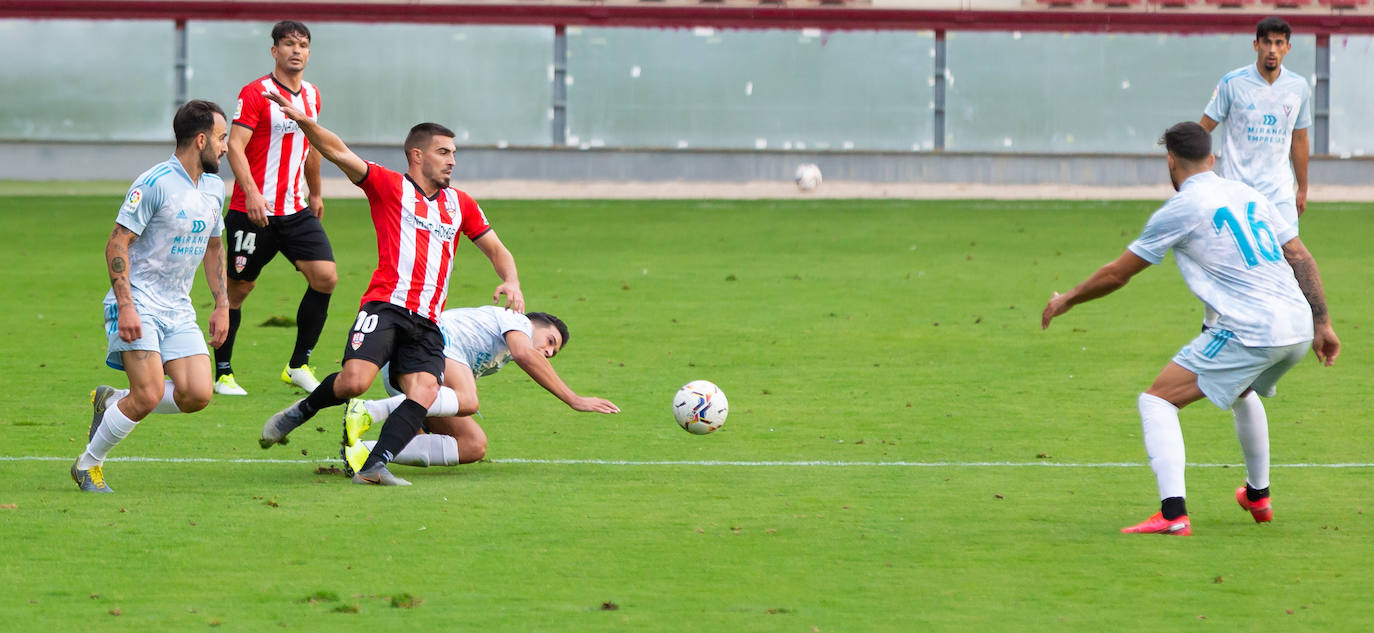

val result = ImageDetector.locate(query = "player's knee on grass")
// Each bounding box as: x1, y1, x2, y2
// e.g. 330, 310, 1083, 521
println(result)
458, 430, 487, 463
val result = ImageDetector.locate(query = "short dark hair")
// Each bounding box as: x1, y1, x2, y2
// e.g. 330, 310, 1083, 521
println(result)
1256, 17, 1292, 42
527, 312, 570, 348
272, 20, 311, 45
1161, 122, 1211, 162
404, 122, 457, 154
173, 99, 225, 147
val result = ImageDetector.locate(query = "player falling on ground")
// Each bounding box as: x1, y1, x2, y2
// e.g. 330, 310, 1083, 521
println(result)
255, 90, 524, 486
1041, 122, 1339, 536
1200, 16, 1311, 227
338, 306, 619, 473
215, 20, 335, 397
73, 100, 231, 493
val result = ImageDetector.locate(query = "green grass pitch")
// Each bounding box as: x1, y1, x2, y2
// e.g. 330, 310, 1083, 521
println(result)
0, 193, 1371, 631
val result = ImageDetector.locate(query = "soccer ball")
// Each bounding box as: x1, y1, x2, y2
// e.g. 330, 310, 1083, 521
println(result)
672, 380, 728, 435
794, 163, 822, 191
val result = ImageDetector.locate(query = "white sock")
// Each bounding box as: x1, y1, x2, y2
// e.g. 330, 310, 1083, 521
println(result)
1139, 393, 1186, 501
362, 434, 459, 467
79, 400, 141, 468
151, 380, 181, 414
365, 387, 459, 423
1232, 391, 1270, 490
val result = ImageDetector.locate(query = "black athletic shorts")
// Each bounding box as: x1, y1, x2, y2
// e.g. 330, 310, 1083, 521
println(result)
225, 209, 335, 281
343, 301, 445, 390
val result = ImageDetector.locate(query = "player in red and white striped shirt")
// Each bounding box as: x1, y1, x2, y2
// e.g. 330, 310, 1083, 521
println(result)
217, 20, 337, 398
256, 92, 524, 486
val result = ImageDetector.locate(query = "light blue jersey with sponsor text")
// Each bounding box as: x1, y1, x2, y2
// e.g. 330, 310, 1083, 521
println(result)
103, 156, 225, 324
1204, 64, 1311, 224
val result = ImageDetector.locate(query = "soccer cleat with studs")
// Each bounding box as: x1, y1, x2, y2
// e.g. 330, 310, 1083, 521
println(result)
1236, 486, 1273, 523
282, 364, 321, 393
341, 399, 373, 448
71, 459, 113, 493
260, 398, 307, 449
214, 374, 248, 396
341, 440, 371, 478
1121, 511, 1191, 536
351, 462, 411, 486
89, 385, 118, 441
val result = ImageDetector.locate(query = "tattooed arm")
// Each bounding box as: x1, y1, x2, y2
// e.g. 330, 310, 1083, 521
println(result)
202, 235, 229, 348
1282, 237, 1339, 366
107, 223, 142, 342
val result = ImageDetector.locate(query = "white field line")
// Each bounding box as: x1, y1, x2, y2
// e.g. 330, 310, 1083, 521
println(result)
2, 455, 1374, 468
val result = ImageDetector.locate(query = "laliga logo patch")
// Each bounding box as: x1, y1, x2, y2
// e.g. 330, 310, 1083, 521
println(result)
234, 98, 243, 121
234, 255, 247, 273
123, 189, 142, 209
351, 332, 365, 350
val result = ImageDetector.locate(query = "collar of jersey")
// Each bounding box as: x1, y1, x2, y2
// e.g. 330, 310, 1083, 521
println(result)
405, 173, 446, 201
268, 73, 303, 97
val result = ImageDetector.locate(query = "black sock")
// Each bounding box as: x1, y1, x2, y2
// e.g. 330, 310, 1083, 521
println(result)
290, 288, 331, 368
301, 373, 346, 417
1161, 497, 1188, 520
214, 308, 242, 377
1246, 484, 1270, 502
362, 399, 426, 471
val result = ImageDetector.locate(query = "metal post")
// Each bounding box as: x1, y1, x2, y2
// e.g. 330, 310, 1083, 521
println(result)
552, 24, 567, 147
1314, 33, 1330, 156
174, 18, 188, 109
933, 30, 946, 152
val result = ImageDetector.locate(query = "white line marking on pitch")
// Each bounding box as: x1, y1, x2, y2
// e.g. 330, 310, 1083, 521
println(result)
2, 455, 1373, 468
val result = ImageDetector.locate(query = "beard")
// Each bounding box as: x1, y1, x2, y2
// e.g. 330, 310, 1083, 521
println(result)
201, 152, 221, 174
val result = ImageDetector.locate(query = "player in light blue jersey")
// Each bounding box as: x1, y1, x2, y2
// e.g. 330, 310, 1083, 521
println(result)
72, 100, 231, 493
1201, 17, 1311, 227
336, 307, 618, 473
1042, 122, 1339, 536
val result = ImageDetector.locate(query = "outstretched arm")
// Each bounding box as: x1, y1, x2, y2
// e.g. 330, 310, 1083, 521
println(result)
262, 91, 367, 182
1282, 237, 1338, 366
202, 236, 229, 348
508, 331, 619, 414
106, 223, 142, 342
1042, 250, 1151, 329
473, 230, 524, 313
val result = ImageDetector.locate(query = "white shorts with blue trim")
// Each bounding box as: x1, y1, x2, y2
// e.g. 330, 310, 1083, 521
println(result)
104, 303, 208, 370
1171, 327, 1309, 409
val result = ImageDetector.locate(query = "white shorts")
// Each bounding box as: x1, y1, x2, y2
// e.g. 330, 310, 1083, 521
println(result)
103, 303, 208, 370
1171, 327, 1309, 409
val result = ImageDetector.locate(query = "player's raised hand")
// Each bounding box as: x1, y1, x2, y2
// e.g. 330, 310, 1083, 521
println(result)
1313, 323, 1340, 366
571, 396, 620, 414
262, 90, 306, 121
493, 281, 525, 313
1041, 291, 1070, 329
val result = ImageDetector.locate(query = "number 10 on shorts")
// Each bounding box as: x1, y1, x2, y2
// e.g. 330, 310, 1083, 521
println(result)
350, 310, 378, 350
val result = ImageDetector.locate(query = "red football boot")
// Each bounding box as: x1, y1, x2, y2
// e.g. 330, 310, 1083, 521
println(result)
1236, 486, 1273, 523
1121, 511, 1192, 536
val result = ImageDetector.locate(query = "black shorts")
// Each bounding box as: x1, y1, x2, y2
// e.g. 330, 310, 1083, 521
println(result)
225, 209, 335, 281
343, 301, 445, 389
